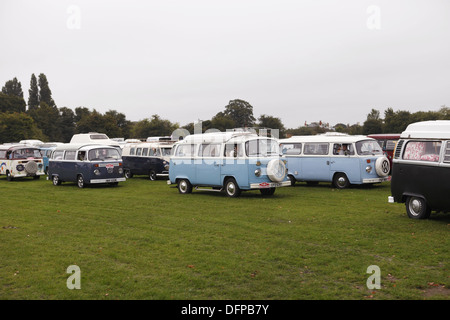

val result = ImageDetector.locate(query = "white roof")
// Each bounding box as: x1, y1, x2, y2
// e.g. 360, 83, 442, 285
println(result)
401, 120, 450, 139
280, 133, 373, 144
177, 131, 261, 145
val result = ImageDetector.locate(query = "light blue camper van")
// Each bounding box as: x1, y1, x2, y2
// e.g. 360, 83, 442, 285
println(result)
280, 133, 390, 188
168, 131, 290, 197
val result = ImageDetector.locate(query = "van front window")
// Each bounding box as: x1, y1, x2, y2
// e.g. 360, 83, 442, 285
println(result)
245, 139, 279, 157
356, 140, 383, 155
88, 148, 120, 161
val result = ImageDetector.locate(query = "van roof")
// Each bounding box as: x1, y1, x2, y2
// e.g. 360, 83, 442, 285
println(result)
177, 131, 264, 145
280, 133, 373, 144
401, 120, 450, 139
53, 144, 118, 152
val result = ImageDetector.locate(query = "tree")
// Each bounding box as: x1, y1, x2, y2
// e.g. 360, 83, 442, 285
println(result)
28, 74, 39, 110
223, 99, 256, 128
257, 114, 286, 138
0, 92, 26, 113
38, 73, 56, 107
28, 101, 62, 141
130, 114, 178, 139
59, 107, 76, 142
362, 109, 383, 134
210, 112, 236, 132
0, 112, 46, 143
2, 77, 23, 98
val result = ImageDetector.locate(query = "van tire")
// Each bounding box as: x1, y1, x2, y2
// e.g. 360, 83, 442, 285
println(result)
6, 171, 13, 181
406, 196, 431, 219
225, 178, 241, 197
288, 174, 296, 186
77, 175, 85, 188
52, 175, 61, 186
149, 170, 156, 181
333, 173, 349, 189
177, 179, 192, 194
124, 169, 132, 179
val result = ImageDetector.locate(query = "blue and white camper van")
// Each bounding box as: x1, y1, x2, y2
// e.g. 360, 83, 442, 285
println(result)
280, 133, 390, 188
168, 131, 290, 197
48, 144, 125, 188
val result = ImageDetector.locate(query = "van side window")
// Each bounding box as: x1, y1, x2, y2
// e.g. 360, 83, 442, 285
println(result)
78, 151, 86, 161
403, 141, 441, 162
64, 151, 76, 160
444, 141, 450, 163
175, 144, 194, 157
130, 148, 135, 156
142, 148, 148, 156
281, 143, 301, 155
136, 148, 142, 156
304, 143, 328, 155
199, 144, 220, 157
0, 150, 6, 159
53, 150, 64, 160
333, 143, 354, 155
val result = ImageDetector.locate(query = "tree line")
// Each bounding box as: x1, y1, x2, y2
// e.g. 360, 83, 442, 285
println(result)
1, 74, 448, 144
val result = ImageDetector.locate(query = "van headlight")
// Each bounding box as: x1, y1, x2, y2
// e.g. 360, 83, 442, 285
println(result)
118, 168, 123, 174
94, 169, 101, 176
366, 166, 372, 173
254, 168, 261, 177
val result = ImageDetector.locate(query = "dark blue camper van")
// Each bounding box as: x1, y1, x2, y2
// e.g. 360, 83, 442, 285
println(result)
48, 144, 125, 188
121, 142, 172, 180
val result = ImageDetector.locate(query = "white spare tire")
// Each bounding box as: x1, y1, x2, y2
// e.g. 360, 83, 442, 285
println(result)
25, 161, 38, 174
266, 159, 286, 182
375, 157, 390, 177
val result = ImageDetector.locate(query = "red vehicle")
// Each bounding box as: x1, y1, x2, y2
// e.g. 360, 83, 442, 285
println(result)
367, 134, 401, 172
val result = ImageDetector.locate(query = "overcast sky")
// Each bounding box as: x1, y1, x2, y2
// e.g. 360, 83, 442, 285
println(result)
1, 0, 449, 129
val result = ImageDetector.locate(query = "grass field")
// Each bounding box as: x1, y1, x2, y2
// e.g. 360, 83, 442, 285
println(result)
0, 175, 448, 300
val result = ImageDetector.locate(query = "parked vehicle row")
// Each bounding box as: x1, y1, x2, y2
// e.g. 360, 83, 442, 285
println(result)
2, 122, 449, 219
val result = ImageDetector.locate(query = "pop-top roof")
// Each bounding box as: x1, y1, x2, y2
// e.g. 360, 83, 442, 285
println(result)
401, 120, 450, 139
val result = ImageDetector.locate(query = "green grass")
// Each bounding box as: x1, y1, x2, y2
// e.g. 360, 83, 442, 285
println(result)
0, 175, 448, 300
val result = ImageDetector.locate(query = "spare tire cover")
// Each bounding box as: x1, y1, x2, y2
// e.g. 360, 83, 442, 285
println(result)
375, 157, 390, 177
25, 161, 38, 174
266, 159, 286, 182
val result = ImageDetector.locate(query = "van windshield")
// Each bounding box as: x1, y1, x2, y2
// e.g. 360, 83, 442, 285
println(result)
356, 140, 383, 155
88, 148, 121, 161
12, 148, 42, 159
161, 147, 172, 156
245, 139, 279, 157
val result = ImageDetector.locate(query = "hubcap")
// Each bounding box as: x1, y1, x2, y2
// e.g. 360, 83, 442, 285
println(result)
337, 177, 346, 187
409, 198, 422, 216
227, 182, 235, 195
179, 180, 187, 192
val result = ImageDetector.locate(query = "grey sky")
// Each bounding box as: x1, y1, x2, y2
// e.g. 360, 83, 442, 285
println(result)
1, 0, 449, 129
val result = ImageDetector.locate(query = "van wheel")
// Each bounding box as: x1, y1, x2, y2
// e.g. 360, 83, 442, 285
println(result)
288, 174, 296, 186
52, 175, 61, 186
225, 178, 241, 197
6, 171, 13, 181
177, 179, 192, 194
406, 196, 431, 219
333, 173, 349, 189
149, 170, 156, 181
124, 169, 132, 179
77, 175, 85, 188
260, 188, 276, 196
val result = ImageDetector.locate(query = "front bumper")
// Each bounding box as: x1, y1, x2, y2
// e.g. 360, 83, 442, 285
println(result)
250, 180, 291, 189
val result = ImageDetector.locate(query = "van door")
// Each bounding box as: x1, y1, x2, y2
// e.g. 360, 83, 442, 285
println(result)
301, 142, 330, 181
196, 143, 222, 186
329, 143, 360, 183
171, 144, 196, 183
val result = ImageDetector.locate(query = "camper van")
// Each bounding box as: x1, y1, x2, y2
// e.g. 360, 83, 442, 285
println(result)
168, 131, 290, 197
280, 133, 390, 188
121, 141, 173, 180
0, 145, 45, 180
48, 144, 125, 188
390, 120, 450, 219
